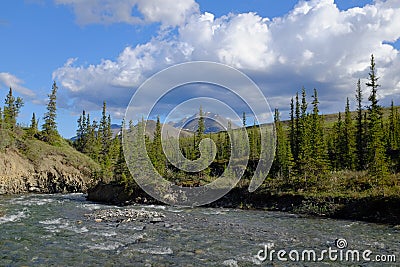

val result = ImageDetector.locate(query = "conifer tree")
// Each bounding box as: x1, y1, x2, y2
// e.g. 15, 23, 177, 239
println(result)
195, 106, 205, 158
396, 106, 400, 151
289, 97, 297, 162
223, 126, 230, 161
331, 112, 344, 170
99, 101, 112, 155
3, 87, 24, 129
30, 112, 38, 131
387, 100, 398, 150
297, 87, 311, 178
41, 81, 59, 143
309, 88, 327, 177
365, 54, 388, 181
343, 98, 356, 169
272, 108, 292, 179
151, 116, 165, 175
87, 119, 101, 162
310, 89, 322, 149
294, 93, 301, 163
355, 79, 365, 170
197, 106, 205, 140
75, 110, 86, 152
27, 112, 38, 137
116, 120, 131, 184
96, 101, 114, 180
82, 113, 91, 153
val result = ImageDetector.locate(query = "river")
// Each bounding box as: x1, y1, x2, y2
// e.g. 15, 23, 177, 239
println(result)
0, 194, 398, 266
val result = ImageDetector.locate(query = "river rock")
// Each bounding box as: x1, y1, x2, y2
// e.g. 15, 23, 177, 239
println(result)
28, 186, 41, 193
150, 217, 163, 223
222, 259, 238, 267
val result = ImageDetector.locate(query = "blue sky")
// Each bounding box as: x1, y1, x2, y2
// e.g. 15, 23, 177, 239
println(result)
1, 0, 400, 137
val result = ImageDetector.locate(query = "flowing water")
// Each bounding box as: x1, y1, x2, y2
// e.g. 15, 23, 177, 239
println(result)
0, 194, 398, 266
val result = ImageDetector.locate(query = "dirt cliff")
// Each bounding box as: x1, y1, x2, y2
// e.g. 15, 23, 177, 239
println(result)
0, 139, 100, 194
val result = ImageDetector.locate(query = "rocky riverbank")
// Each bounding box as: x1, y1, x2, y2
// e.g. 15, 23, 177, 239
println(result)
87, 183, 400, 225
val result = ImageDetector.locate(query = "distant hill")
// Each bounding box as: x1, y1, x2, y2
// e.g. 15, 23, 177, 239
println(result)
170, 111, 240, 133
110, 124, 122, 137
144, 120, 192, 139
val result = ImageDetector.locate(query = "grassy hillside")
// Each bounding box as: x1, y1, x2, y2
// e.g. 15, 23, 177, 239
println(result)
279, 105, 400, 128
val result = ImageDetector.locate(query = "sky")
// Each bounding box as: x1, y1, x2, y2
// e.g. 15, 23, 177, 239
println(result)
1, 0, 400, 138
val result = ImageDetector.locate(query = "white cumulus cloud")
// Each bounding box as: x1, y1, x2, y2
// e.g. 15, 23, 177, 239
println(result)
53, 0, 400, 118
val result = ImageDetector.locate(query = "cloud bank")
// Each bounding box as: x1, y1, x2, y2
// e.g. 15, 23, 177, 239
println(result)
53, 0, 400, 119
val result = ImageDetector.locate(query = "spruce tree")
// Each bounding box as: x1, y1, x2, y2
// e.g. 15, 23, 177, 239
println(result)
99, 101, 112, 155
116, 121, 131, 184
97, 101, 114, 180
30, 112, 38, 131
42, 81, 59, 143
309, 88, 327, 177
197, 106, 205, 140
355, 79, 365, 170
289, 97, 297, 162
365, 54, 388, 181
297, 87, 311, 179
87, 119, 101, 162
195, 106, 205, 158
294, 92, 301, 163
223, 126, 230, 161
272, 108, 292, 179
151, 116, 165, 175
396, 106, 400, 151
332, 112, 344, 170
3, 87, 23, 129
387, 100, 398, 150
343, 98, 356, 169
82, 113, 91, 154
75, 110, 86, 152
28, 112, 38, 137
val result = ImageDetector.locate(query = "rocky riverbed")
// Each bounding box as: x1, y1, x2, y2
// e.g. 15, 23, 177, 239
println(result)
1, 193, 399, 266
85, 208, 165, 224
87, 182, 400, 225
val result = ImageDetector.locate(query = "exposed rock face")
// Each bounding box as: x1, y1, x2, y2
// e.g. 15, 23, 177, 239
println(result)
0, 149, 95, 194
87, 182, 160, 205
87, 182, 131, 204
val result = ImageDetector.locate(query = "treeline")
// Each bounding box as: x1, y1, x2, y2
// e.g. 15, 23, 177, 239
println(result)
74, 54, 399, 196
0, 81, 60, 149
271, 54, 399, 194
74, 102, 126, 182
